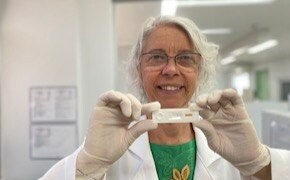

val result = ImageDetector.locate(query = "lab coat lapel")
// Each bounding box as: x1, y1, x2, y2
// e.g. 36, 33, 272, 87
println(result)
193, 126, 221, 180
128, 132, 159, 180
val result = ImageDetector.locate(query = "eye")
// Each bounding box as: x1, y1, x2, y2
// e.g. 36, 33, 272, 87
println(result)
177, 54, 193, 61
149, 54, 166, 61
176, 54, 194, 64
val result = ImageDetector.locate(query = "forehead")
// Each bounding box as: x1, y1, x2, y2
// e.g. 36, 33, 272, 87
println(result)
142, 24, 194, 53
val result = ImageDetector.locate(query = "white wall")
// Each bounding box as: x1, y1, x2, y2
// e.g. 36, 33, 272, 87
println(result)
76, 0, 115, 141
1, 0, 77, 179
115, 46, 132, 93
0, 0, 115, 179
0, 1, 3, 178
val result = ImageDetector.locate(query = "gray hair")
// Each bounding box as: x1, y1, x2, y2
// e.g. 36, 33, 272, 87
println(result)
127, 16, 219, 102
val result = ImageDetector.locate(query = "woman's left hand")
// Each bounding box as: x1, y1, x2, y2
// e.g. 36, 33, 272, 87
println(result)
194, 88, 270, 176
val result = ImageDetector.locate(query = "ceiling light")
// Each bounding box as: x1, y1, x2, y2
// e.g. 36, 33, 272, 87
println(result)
247, 39, 278, 54
161, 0, 274, 16
161, 0, 177, 16
201, 28, 232, 35
178, 0, 274, 7
230, 46, 248, 56
221, 56, 236, 65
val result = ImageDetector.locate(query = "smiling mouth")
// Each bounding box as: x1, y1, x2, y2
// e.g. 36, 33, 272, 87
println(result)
158, 85, 184, 91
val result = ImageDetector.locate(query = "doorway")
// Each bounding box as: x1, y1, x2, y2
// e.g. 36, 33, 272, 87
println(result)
280, 81, 290, 101
256, 69, 269, 100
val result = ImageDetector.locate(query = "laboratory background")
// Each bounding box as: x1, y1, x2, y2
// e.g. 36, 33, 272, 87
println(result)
1, 0, 290, 179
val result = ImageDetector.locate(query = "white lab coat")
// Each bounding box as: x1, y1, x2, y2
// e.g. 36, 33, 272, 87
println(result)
41, 127, 290, 180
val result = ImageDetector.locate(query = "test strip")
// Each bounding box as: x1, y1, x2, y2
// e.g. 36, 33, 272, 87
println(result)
152, 105, 201, 123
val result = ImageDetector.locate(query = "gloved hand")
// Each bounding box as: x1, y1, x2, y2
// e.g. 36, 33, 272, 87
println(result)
76, 90, 160, 179
194, 88, 270, 176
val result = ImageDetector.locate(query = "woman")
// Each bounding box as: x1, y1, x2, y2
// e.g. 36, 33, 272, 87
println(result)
41, 16, 290, 180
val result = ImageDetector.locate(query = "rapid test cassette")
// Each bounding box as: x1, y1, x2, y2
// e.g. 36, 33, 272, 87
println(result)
152, 104, 202, 123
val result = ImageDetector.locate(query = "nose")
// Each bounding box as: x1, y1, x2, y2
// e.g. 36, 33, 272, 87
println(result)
161, 57, 180, 76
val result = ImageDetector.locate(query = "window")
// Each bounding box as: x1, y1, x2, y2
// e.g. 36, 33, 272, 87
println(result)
231, 72, 250, 96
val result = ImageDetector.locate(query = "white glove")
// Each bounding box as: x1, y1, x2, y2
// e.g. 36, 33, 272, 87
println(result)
76, 90, 160, 179
194, 88, 270, 176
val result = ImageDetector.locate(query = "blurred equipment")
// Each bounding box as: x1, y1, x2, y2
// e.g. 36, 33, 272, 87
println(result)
262, 110, 290, 150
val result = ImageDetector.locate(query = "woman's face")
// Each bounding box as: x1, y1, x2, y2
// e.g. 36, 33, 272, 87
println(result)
140, 24, 200, 108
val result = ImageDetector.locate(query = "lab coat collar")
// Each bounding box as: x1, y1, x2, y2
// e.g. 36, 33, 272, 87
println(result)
128, 130, 158, 179
128, 131, 151, 162
128, 123, 221, 171
193, 125, 221, 167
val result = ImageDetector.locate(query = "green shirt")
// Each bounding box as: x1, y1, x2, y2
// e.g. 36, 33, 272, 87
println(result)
150, 139, 197, 180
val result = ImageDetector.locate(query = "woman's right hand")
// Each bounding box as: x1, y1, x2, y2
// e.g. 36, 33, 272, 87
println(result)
76, 90, 160, 179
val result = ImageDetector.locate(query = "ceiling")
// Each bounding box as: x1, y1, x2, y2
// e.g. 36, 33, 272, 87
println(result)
114, 0, 290, 69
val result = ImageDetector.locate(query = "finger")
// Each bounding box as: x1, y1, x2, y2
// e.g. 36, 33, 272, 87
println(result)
141, 101, 161, 115
196, 94, 209, 107
218, 96, 232, 108
208, 90, 223, 104
199, 108, 215, 120
222, 88, 244, 106
97, 90, 132, 117
207, 90, 222, 111
97, 90, 122, 106
126, 94, 142, 120
127, 120, 158, 142
118, 93, 132, 118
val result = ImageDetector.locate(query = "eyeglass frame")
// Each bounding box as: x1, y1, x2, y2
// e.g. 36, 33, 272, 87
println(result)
140, 52, 202, 72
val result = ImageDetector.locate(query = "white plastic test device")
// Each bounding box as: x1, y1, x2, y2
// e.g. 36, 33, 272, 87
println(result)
152, 104, 202, 123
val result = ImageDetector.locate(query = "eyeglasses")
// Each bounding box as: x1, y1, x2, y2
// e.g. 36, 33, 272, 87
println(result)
141, 52, 202, 72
